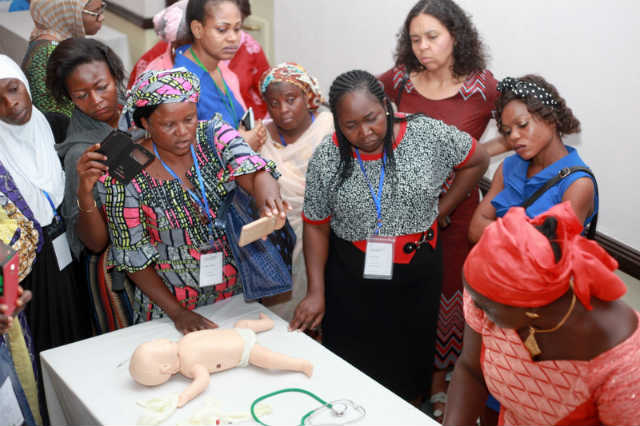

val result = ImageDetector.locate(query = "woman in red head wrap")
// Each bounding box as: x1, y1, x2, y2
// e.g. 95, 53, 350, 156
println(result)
444, 202, 640, 426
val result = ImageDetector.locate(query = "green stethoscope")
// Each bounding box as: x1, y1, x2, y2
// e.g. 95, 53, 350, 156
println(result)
251, 388, 366, 426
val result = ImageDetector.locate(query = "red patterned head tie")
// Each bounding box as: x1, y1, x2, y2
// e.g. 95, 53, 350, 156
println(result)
463, 202, 625, 309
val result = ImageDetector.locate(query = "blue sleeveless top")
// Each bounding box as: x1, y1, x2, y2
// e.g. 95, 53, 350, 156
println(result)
174, 45, 245, 127
492, 146, 598, 225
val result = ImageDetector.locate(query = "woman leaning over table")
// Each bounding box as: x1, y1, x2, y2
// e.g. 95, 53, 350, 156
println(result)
378, 1, 509, 413
251, 62, 334, 322
289, 69, 488, 403
97, 68, 288, 334
444, 202, 640, 426
23, 0, 106, 118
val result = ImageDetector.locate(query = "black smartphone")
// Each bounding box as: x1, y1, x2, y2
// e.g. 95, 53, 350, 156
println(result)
97, 130, 155, 184
240, 107, 254, 130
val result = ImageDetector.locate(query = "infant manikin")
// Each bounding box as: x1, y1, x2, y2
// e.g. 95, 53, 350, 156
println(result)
129, 313, 313, 407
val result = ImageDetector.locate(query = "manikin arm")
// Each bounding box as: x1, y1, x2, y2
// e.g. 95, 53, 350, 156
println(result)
177, 363, 210, 408
234, 313, 274, 333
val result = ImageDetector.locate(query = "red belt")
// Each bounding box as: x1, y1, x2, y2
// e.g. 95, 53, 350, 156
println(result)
352, 221, 438, 264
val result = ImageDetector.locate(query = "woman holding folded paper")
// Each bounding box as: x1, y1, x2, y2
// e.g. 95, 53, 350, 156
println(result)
290, 69, 488, 403
97, 68, 288, 334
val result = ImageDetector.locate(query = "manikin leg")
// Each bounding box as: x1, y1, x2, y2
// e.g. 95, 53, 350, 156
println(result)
249, 344, 313, 377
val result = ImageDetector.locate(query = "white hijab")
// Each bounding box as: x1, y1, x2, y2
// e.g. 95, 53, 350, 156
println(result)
0, 55, 65, 227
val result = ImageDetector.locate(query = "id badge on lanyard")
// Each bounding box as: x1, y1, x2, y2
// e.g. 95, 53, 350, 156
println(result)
356, 150, 394, 280
43, 191, 72, 271
364, 235, 395, 280
198, 239, 223, 288
152, 144, 223, 288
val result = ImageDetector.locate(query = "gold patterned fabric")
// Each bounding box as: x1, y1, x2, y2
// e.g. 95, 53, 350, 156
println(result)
0, 196, 39, 281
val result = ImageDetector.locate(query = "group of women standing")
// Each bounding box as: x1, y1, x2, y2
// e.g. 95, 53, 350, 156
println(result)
1, 0, 638, 425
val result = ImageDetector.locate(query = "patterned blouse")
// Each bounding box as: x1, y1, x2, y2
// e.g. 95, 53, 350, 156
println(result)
22, 40, 74, 117
97, 116, 278, 323
302, 115, 475, 241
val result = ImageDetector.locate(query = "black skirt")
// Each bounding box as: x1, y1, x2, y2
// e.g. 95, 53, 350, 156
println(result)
322, 231, 443, 401
21, 226, 91, 356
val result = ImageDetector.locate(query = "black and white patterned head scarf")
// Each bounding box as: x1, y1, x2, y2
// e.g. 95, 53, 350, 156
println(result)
497, 77, 558, 107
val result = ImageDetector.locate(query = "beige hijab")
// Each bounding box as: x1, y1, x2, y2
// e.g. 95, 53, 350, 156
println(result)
29, 0, 87, 41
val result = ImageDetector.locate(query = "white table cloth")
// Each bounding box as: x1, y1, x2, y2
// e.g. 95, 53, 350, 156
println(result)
0, 11, 132, 72
40, 295, 437, 426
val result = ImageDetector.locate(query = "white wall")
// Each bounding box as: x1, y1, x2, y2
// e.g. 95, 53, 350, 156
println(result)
274, 0, 640, 249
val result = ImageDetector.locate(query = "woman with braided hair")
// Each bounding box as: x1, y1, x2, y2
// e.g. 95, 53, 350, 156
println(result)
289, 69, 488, 403
445, 202, 640, 425
469, 75, 597, 243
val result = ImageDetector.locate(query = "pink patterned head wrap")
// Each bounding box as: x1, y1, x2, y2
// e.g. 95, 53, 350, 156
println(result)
29, 0, 86, 41
259, 62, 324, 110
124, 68, 200, 115
153, 0, 188, 43
463, 202, 626, 310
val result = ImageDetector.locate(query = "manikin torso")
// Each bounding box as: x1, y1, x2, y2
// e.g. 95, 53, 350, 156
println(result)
178, 329, 245, 377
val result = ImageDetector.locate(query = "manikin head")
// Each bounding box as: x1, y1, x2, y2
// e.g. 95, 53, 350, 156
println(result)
129, 339, 180, 386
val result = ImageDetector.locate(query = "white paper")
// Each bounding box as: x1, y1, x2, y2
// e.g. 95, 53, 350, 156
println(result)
0, 377, 25, 426
199, 252, 223, 287
363, 239, 394, 280
52, 232, 72, 271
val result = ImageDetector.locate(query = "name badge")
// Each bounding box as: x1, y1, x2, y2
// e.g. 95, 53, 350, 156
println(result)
199, 252, 223, 287
52, 232, 72, 271
363, 236, 395, 280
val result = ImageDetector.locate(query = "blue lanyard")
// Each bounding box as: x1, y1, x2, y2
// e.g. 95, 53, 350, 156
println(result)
355, 149, 386, 235
42, 190, 61, 222
278, 112, 315, 147
152, 143, 213, 235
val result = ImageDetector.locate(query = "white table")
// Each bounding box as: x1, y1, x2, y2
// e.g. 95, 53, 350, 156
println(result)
40, 295, 437, 426
0, 11, 132, 72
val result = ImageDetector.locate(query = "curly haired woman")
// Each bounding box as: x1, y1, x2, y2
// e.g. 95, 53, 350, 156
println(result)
378, 1, 509, 416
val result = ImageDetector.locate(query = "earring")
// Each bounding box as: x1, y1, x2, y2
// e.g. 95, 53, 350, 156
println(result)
525, 311, 540, 319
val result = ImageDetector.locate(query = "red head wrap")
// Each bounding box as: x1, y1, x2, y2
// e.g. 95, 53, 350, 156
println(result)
463, 202, 626, 309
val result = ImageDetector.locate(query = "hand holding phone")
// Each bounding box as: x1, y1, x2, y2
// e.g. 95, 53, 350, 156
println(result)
97, 130, 155, 184
240, 107, 255, 131
0, 241, 19, 317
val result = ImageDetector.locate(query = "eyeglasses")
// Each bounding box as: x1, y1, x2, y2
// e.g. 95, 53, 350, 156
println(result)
82, 2, 107, 21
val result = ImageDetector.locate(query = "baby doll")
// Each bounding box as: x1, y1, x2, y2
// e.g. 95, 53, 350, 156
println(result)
129, 313, 313, 407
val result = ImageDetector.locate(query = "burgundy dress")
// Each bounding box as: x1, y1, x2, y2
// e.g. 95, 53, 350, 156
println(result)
379, 66, 497, 369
